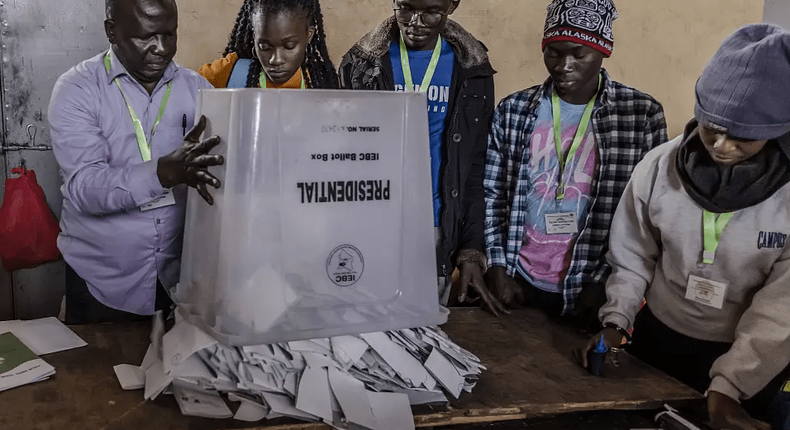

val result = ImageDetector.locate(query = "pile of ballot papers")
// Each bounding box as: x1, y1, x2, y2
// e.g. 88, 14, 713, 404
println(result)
115, 313, 484, 429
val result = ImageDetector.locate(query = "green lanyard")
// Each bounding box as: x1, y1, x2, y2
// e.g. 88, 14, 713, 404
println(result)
551, 75, 600, 200
399, 34, 443, 92
702, 210, 734, 264
259, 70, 306, 89
104, 51, 171, 162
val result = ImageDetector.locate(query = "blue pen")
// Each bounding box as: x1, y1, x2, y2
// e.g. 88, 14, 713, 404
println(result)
587, 334, 608, 377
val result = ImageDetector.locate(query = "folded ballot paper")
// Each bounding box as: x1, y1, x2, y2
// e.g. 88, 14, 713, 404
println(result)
116, 314, 484, 429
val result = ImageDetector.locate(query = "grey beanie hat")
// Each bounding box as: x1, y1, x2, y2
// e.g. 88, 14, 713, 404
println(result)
695, 24, 790, 142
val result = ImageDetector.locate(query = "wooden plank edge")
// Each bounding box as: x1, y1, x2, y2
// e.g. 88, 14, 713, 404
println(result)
163, 395, 704, 429
413, 395, 704, 427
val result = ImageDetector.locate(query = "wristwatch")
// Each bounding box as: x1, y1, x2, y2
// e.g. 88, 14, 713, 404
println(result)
603, 322, 632, 346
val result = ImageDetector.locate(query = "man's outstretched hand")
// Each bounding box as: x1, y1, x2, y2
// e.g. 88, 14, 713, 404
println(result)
157, 115, 224, 204
485, 266, 525, 309
458, 264, 509, 317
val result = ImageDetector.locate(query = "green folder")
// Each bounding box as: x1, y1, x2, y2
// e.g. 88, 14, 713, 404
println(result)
0, 332, 38, 374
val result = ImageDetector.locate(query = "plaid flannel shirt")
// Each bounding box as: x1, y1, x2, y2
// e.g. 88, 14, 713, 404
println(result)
484, 70, 668, 315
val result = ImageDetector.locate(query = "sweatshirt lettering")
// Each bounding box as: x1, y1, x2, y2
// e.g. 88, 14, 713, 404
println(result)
757, 231, 787, 250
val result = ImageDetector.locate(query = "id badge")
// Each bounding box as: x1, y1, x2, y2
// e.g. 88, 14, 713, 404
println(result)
140, 189, 176, 212
545, 212, 579, 235
685, 275, 726, 309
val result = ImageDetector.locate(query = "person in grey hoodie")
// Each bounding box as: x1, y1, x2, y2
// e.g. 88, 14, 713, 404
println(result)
581, 24, 790, 430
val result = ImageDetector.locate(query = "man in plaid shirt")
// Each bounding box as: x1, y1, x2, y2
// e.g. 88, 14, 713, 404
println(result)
484, 0, 668, 327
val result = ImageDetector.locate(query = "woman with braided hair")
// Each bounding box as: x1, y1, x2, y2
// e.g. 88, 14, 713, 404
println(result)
199, 0, 338, 89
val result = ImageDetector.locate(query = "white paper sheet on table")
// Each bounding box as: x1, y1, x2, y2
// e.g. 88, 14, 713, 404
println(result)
397, 389, 448, 405
172, 380, 233, 419
0, 317, 86, 356
163, 321, 218, 374
0, 320, 20, 332
113, 364, 145, 390
369, 391, 415, 430
289, 340, 332, 356
234, 400, 269, 422
140, 344, 157, 372
296, 366, 334, 423
229, 392, 270, 422
424, 349, 464, 399
262, 391, 320, 421
327, 366, 377, 429
331, 335, 368, 368
361, 332, 436, 390
303, 351, 339, 370
144, 361, 173, 401
284, 372, 298, 396
244, 363, 282, 392
171, 354, 223, 392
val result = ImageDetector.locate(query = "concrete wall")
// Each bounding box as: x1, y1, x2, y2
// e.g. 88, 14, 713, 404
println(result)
176, 0, 765, 137
765, 0, 790, 28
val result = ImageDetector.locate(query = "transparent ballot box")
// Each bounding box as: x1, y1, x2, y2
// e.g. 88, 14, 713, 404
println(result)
176, 89, 446, 346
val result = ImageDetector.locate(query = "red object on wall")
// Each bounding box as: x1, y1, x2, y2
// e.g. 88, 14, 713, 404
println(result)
0, 167, 61, 271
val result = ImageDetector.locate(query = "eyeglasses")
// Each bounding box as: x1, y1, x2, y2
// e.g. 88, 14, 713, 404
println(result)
392, 5, 449, 27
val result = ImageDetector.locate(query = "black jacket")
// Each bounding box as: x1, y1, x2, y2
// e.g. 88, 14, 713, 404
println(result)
339, 17, 495, 276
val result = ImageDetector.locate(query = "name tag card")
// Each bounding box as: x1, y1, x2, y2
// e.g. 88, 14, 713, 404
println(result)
140, 189, 176, 212
545, 212, 579, 235
685, 275, 727, 309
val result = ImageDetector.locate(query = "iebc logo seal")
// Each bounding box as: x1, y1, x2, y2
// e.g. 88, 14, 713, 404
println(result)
327, 245, 364, 287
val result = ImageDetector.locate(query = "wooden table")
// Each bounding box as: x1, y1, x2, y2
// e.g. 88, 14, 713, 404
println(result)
0, 308, 702, 430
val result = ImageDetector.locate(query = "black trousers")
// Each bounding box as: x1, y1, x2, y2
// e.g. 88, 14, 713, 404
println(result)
515, 274, 565, 317
627, 305, 790, 422
64, 263, 172, 325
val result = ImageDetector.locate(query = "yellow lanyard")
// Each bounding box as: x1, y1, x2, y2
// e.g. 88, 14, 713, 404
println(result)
702, 210, 734, 264
551, 75, 600, 200
104, 51, 172, 162
399, 34, 443, 92
259, 70, 306, 89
